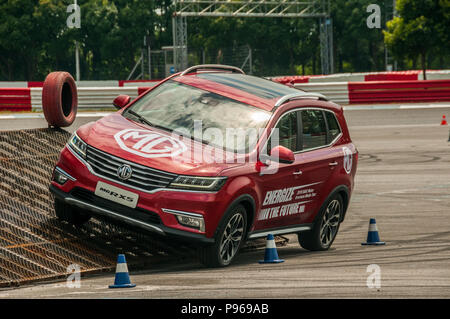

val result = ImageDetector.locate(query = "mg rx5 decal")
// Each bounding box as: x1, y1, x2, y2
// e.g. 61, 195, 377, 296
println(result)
114, 129, 187, 158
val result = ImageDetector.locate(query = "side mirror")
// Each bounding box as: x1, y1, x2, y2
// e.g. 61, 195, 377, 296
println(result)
113, 95, 131, 109
260, 145, 295, 165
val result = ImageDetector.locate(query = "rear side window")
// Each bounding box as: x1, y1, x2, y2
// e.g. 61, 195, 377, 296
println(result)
325, 111, 341, 142
301, 110, 327, 150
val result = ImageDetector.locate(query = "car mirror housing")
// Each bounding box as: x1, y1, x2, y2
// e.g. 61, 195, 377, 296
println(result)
113, 95, 131, 109
260, 145, 295, 165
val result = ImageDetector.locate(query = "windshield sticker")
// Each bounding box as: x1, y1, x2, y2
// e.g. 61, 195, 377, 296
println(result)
114, 129, 187, 158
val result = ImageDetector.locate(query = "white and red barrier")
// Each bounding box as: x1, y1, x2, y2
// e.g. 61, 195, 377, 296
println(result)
271, 70, 450, 84
294, 82, 350, 104
0, 79, 160, 88
295, 79, 450, 104
347, 80, 450, 104
0, 79, 160, 111
0, 88, 32, 111
2, 73, 450, 111
1, 86, 156, 112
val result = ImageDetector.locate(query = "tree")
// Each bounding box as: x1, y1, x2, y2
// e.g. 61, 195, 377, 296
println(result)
384, 0, 449, 79
331, 0, 386, 73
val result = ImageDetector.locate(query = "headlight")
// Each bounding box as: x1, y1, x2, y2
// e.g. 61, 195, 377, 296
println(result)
68, 132, 87, 159
169, 176, 227, 191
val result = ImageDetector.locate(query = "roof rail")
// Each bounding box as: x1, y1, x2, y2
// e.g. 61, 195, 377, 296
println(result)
180, 64, 245, 76
274, 92, 328, 108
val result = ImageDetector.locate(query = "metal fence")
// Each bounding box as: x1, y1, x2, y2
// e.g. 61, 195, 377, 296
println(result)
0, 128, 285, 287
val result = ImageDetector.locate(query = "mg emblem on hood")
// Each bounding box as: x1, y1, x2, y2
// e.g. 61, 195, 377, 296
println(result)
117, 164, 133, 180
114, 129, 187, 158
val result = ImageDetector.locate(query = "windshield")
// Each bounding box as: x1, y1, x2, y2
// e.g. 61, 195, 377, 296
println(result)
123, 80, 272, 153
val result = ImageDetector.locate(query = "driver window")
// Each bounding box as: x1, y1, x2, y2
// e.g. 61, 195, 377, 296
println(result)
269, 111, 299, 152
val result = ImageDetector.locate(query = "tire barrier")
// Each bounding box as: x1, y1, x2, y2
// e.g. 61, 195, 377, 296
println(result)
42, 72, 78, 127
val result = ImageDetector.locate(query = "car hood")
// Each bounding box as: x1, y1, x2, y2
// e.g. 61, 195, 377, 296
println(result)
77, 113, 244, 176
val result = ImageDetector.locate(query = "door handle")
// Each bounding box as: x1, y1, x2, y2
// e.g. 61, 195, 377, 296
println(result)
329, 161, 338, 167
293, 170, 303, 175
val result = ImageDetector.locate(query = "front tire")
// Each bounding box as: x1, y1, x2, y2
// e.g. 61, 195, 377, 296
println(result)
298, 194, 343, 251
199, 204, 247, 267
54, 198, 91, 226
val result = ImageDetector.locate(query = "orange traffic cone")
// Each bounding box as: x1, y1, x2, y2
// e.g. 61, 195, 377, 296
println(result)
441, 115, 448, 126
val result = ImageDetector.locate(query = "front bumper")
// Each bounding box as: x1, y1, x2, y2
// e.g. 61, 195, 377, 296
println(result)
52, 145, 238, 242
50, 184, 214, 244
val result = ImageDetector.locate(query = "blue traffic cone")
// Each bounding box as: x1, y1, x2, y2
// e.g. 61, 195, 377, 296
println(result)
109, 254, 136, 288
361, 218, 385, 245
259, 234, 284, 263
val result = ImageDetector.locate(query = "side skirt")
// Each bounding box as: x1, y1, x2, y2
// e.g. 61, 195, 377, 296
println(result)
247, 224, 313, 240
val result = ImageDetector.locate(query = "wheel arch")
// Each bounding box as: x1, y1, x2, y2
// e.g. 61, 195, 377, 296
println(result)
337, 186, 350, 222
314, 185, 350, 225
223, 193, 256, 239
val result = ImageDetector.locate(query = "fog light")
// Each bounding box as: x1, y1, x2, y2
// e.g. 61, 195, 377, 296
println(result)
162, 208, 205, 232
52, 167, 75, 185
176, 215, 202, 229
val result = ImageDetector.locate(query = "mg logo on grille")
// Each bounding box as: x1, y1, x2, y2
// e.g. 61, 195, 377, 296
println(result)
114, 129, 187, 158
117, 164, 133, 180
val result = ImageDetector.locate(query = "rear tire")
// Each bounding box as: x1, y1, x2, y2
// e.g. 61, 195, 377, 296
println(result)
298, 194, 343, 251
199, 204, 247, 268
54, 198, 91, 226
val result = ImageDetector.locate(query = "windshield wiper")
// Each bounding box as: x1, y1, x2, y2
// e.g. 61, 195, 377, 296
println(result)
126, 110, 154, 128
125, 110, 174, 132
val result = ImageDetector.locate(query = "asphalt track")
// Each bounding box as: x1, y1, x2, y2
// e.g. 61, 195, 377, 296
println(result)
0, 104, 449, 298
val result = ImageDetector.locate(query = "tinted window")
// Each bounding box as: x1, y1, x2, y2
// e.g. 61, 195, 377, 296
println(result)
325, 111, 341, 141
269, 111, 298, 152
301, 110, 327, 150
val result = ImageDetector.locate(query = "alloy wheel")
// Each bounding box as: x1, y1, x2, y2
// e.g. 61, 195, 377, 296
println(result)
219, 212, 244, 264
319, 199, 341, 247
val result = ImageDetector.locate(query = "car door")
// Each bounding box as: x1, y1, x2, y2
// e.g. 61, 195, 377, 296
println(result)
255, 109, 306, 230
293, 109, 343, 224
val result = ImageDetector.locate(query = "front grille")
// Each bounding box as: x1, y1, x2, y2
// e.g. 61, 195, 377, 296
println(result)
71, 188, 161, 225
86, 145, 177, 192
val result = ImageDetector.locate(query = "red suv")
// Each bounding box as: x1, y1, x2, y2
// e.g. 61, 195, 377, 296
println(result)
50, 65, 357, 267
